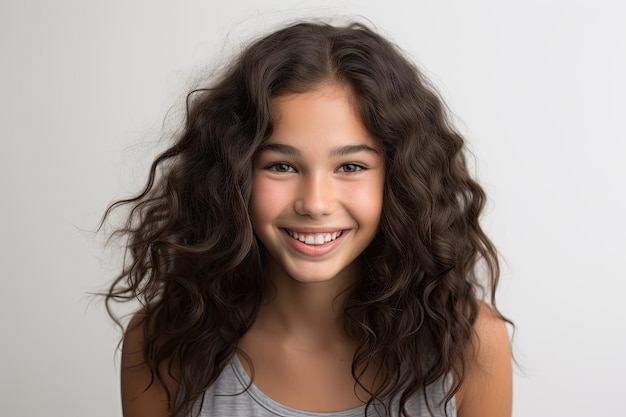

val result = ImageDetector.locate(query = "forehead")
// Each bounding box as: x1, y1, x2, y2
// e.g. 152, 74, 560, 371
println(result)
267, 84, 379, 151
270, 83, 357, 116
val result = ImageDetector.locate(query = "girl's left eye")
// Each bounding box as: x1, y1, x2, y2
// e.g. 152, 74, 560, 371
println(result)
337, 163, 365, 173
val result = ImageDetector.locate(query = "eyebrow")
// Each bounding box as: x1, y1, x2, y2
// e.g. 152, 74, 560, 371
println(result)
257, 143, 380, 157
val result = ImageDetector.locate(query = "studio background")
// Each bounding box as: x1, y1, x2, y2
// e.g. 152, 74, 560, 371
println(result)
2, 1, 624, 416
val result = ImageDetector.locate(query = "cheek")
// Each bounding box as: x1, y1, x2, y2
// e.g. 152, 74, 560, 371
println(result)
250, 180, 269, 223
340, 179, 384, 223
250, 177, 289, 223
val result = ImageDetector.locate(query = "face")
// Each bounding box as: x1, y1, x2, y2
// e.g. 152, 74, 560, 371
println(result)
250, 84, 385, 286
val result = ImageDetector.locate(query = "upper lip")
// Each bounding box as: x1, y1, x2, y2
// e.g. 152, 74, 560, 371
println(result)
281, 227, 346, 234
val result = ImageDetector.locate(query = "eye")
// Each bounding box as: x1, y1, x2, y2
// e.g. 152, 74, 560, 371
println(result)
267, 163, 297, 173
337, 163, 365, 173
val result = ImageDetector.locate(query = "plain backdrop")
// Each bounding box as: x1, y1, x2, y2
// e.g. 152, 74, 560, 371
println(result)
1, 1, 625, 416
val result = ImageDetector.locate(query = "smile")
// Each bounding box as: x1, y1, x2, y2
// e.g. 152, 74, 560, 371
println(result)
285, 229, 344, 246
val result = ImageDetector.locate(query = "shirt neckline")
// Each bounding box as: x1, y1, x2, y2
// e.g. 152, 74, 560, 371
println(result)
231, 353, 370, 417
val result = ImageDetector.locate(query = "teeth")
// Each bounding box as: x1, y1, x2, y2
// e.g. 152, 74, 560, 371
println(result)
287, 230, 343, 245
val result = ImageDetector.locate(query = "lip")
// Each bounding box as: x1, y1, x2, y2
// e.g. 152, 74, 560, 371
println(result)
280, 228, 350, 257
283, 227, 344, 234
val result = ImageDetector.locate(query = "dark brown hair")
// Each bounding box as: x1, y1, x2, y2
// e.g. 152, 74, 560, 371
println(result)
103, 21, 508, 416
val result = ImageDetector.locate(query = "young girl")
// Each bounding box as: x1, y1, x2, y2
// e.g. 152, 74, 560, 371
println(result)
104, 21, 512, 417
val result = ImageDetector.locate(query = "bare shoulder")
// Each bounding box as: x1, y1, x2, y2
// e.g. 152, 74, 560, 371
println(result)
455, 302, 512, 417
121, 313, 179, 417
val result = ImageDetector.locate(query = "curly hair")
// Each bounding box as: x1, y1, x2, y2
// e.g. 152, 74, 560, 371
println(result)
103, 21, 508, 417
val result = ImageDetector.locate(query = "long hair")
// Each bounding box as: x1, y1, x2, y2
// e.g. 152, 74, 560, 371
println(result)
103, 21, 508, 416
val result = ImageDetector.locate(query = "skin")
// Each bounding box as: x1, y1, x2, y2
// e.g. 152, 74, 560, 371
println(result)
455, 304, 513, 416
241, 84, 386, 411
120, 314, 179, 416
120, 84, 512, 416
249, 85, 385, 289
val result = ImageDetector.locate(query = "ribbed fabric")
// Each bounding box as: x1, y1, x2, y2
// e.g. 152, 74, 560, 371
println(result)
189, 354, 456, 417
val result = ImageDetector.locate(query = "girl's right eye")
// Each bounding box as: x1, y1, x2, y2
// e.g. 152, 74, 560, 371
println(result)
267, 163, 296, 173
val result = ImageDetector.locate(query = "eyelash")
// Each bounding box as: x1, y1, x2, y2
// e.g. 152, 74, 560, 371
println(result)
265, 163, 366, 174
267, 163, 296, 173
336, 163, 366, 173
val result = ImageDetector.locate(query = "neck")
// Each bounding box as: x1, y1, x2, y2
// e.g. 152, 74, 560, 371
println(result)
255, 258, 358, 347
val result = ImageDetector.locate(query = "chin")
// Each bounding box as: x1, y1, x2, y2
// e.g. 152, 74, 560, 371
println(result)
280, 259, 359, 285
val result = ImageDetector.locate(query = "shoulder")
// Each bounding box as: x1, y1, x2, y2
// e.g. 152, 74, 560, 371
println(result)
121, 313, 179, 417
455, 302, 512, 417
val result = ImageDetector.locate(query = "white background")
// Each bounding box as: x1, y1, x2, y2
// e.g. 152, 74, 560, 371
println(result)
1, 1, 625, 416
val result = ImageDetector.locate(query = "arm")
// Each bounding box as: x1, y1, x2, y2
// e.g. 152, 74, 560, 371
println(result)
455, 303, 513, 417
120, 314, 179, 417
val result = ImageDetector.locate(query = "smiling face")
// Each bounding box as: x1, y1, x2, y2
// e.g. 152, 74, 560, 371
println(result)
250, 84, 385, 286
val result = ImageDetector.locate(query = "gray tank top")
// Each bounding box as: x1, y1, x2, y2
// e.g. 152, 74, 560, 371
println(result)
189, 354, 456, 417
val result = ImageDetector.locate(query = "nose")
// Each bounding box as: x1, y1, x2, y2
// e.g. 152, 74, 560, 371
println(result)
294, 173, 336, 218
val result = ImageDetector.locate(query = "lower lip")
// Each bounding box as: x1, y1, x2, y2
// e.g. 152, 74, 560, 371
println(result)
281, 229, 349, 257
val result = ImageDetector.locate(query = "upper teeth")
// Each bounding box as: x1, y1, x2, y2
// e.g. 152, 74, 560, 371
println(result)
287, 230, 343, 245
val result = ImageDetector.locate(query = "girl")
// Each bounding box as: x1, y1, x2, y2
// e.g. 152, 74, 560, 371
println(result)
104, 21, 512, 417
